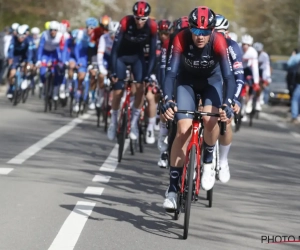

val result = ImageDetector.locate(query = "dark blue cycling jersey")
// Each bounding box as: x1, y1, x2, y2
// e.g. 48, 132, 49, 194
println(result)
163, 29, 236, 106
8, 36, 33, 62
111, 15, 157, 78
226, 37, 244, 99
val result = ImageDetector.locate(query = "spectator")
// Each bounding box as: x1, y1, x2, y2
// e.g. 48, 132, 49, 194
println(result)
0, 27, 8, 84
286, 49, 298, 101
287, 49, 300, 124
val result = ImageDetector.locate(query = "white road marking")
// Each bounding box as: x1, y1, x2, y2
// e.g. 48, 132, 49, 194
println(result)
290, 132, 300, 138
92, 174, 111, 183
48, 201, 95, 250
7, 114, 90, 165
277, 123, 287, 129
0, 168, 14, 175
99, 139, 129, 172
84, 187, 104, 196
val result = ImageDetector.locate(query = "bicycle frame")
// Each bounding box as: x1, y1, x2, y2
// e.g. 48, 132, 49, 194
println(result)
180, 113, 203, 197
117, 81, 132, 135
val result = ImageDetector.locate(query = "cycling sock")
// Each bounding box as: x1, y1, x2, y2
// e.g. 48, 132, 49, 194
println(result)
111, 109, 119, 125
159, 122, 168, 136
168, 166, 183, 193
147, 117, 156, 131
97, 88, 104, 106
219, 144, 231, 167
203, 141, 215, 164
131, 108, 141, 128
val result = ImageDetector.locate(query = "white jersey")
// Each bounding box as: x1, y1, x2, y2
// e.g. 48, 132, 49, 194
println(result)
40, 30, 63, 52
258, 51, 271, 83
242, 46, 259, 84
97, 33, 114, 75
4, 34, 12, 58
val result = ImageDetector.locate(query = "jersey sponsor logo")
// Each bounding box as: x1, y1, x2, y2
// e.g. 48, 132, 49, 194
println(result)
226, 48, 232, 71
233, 61, 243, 69
228, 46, 236, 60
234, 70, 244, 75
168, 45, 173, 64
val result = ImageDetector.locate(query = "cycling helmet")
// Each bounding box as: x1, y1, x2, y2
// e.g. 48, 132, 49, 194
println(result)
132, 1, 151, 17
45, 21, 50, 30
71, 29, 79, 38
49, 21, 60, 30
17, 25, 28, 36
85, 17, 99, 28
241, 34, 253, 45
61, 20, 70, 28
31, 27, 40, 35
175, 16, 189, 31
108, 21, 120, 34
228, 32, 237, 42
158, 19, 171, 31
11, 23, 20, 31
253, 42, 264, 51
188, 6, 216, 30
22, 24, 30, 32
215, 14, 229, 30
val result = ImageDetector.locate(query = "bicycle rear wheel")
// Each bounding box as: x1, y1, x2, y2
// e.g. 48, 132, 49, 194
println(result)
138, 120, 144, 153
183, 145, 196, 240
118, 106, 128, 162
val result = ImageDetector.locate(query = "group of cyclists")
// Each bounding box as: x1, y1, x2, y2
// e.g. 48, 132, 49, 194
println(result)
5, 1, 272, 212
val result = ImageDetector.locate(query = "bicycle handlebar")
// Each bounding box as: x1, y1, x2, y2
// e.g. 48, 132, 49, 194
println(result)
176, 110, 227, 135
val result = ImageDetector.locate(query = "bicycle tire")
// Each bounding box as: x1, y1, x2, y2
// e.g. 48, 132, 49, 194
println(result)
138, 121, 144, 153
183, 145, 196, 240
22, 88, 29, 103
96, 107, 101, 127
44, 74, 50, 113
103, 90, 110, 132
13, 72, 20, 106
118, 106, 128, 162
130, 139, 135, 155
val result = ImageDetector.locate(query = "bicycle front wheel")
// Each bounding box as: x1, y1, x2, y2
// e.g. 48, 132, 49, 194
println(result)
118, 106, 128, 162
183, 145, 196, 240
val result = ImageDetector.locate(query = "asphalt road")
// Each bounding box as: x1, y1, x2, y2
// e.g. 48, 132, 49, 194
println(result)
0, 92, 299, 250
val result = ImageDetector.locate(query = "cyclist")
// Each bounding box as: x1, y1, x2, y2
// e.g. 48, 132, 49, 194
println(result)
253, 42, 271, 105
37, 21, 68, 100
97, 21, 119, 108
161, 6, 235, 210
214, 14, 244, 183
157, 16, 189, 167
7, 25, 33, 98
241, 34, 260, 115
108, 1, 158, 141
72, 17, 105, 112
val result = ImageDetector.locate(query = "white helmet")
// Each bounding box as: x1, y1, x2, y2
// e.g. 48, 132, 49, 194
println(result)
11, 23, 20, 31
241, 34, 253, 45
228, 32, 238, 42
108, 21, 120, 34
17, 25, 28, 35
59, 23, 66, 33
49, 21, 60, 30
253, 42, 264, 52
31, 27, 40, 35
215, 14, 229, 30
22, 24, 30, 32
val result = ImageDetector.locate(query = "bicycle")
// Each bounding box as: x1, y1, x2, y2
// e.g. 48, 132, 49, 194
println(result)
69, 67, 79, 117
96, 75, 111, 132
171, 109, 226, 239
43, 62, 57, 113
116, 67, 135, 162
11, 62, 25, 106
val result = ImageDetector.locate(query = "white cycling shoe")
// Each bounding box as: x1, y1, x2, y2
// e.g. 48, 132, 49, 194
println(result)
201, 163, 216, 191
218, 164, 230, 183
163, 192, 177, 211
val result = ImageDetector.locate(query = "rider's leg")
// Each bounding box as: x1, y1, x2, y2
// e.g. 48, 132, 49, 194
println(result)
145, 90, 157, 144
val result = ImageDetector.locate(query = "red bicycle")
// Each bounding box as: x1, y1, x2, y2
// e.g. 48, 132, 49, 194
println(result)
174, 109, 226, 239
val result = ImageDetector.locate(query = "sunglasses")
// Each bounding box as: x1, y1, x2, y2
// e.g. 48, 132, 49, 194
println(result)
190, 28, 212, 36
50, 29, 58, 32
17, 34, 26, 38
159, 31, 170, 35
134, 16, 148, 22
87, 26, 96, 30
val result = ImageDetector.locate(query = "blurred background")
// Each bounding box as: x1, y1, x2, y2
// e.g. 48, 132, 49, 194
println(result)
0, 0, 299, 55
